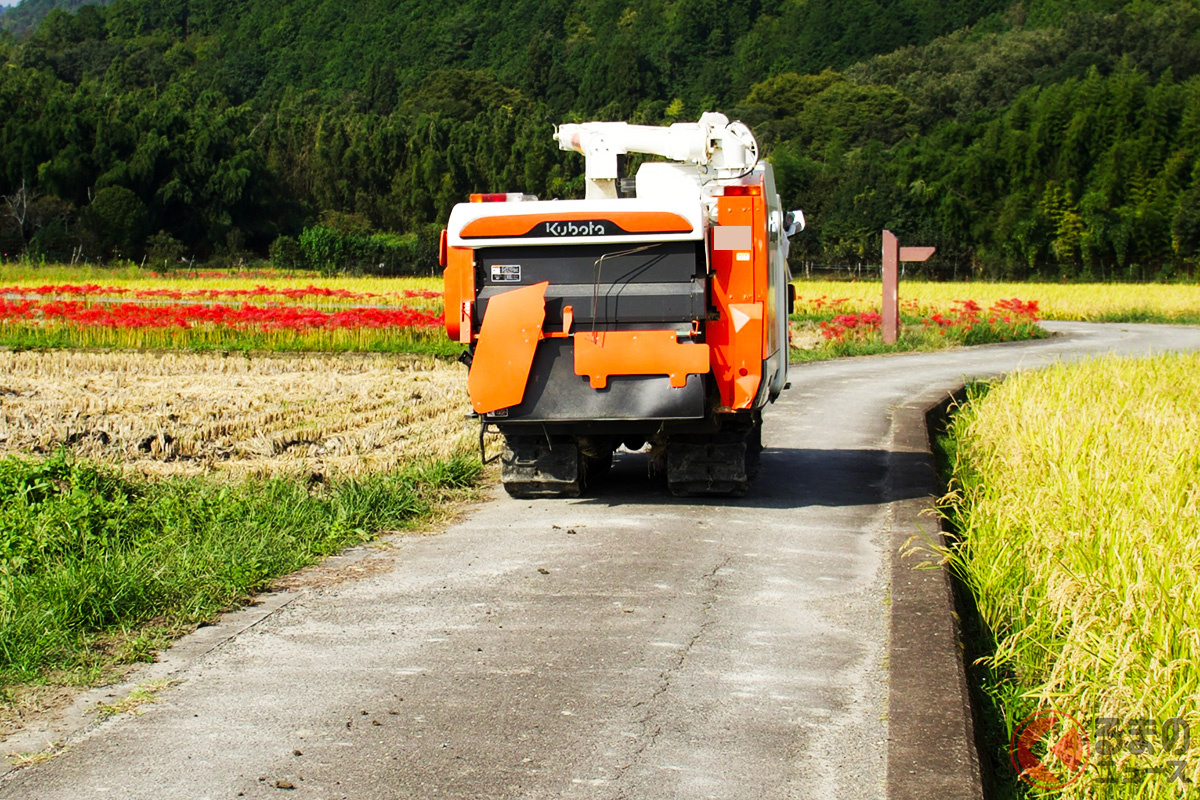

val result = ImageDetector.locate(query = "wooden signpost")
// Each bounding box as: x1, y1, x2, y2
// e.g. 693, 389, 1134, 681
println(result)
881, 230, 936, 345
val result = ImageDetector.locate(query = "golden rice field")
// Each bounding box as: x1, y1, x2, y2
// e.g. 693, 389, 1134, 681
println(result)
0, 350, 473, 479
942, 353, 1200, 798
792, 279, 1200, 321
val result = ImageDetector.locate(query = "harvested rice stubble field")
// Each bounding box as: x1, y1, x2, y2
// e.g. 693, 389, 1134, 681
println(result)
0, 351, 473, 478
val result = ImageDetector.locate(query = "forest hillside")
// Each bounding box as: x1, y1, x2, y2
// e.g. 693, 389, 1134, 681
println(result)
1, 0, 1197, 279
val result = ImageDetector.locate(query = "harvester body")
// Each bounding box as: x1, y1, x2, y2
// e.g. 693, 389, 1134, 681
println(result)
441, 114, 801, 496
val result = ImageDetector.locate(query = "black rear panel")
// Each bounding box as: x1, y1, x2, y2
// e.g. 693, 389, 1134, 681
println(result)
475, 241, 705, 331
486, 339, 706, 423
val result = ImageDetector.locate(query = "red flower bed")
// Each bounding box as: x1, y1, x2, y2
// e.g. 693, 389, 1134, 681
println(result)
0, 298, 441, 331
819, 311, 884, 339
818, 298, 1039, 342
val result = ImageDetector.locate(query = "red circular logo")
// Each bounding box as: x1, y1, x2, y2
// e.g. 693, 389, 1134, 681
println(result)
1010, 709, 1090, 789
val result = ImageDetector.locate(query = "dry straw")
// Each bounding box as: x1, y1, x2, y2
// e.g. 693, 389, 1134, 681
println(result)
0, 350, 472, 479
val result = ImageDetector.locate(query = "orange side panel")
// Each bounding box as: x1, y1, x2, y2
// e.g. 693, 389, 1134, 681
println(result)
442, 245, 475, 342
461, 211, 693, 239
468, 282, 548, 414
729, 303, 764, 408
710, 184, 768, 410
574, 330, 710, 390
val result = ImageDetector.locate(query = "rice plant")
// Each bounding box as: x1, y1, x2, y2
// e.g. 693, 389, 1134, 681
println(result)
940, 353, 1200, 798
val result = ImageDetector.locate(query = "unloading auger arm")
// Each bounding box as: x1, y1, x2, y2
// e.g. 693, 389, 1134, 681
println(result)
554, 112, 760, 199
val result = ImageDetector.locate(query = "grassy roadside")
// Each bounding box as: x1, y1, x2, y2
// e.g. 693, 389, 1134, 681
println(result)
0, 325, 462, 357
0, 451, 481, 699
1087, 308, 1200, 324
935, 354, 1200, 798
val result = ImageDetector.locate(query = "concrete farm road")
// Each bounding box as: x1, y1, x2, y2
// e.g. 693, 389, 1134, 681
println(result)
4, 322, 1199, 800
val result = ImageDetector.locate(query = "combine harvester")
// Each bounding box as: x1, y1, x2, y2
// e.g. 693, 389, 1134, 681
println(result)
440, 113, 803, 497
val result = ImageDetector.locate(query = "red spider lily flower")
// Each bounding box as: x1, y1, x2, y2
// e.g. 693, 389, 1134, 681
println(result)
3, 298, 441, 332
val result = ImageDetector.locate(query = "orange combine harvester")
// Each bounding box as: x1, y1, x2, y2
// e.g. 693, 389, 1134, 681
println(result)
440, 113, 803, 497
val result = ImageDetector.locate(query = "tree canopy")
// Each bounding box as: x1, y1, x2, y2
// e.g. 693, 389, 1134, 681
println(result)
1, 0, 1199, 278
0, 0, 111, 37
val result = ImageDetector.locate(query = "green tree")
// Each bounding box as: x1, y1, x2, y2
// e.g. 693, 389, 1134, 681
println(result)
82, 185, 149, 257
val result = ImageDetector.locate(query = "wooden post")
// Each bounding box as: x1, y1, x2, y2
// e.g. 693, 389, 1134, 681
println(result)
882, 230, 899, 345
881, 230, 935, 345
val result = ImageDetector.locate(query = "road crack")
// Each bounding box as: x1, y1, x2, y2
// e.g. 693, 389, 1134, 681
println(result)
612, 554, 731, 798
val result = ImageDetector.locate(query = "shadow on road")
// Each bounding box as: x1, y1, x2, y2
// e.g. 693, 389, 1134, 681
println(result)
574, 446, 937, 511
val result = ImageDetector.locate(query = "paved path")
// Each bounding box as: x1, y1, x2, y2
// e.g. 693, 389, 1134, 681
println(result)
4, 322, 1199, 800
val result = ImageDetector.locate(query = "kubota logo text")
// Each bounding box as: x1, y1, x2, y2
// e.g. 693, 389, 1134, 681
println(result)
544, 220, 607, 237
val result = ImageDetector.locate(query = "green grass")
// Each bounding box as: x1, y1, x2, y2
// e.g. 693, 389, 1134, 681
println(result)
0, 324, 464, 357
937, 354, 1200, 798
0, 451, 481, 691
932, 383, 1028, 800
1088, 309, 1200, 325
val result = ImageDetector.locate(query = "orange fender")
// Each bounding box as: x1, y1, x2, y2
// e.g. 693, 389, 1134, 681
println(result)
468, 282, 548, 414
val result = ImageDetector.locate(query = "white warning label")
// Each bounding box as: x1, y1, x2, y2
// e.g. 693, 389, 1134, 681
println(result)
491, 264, 521, 282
